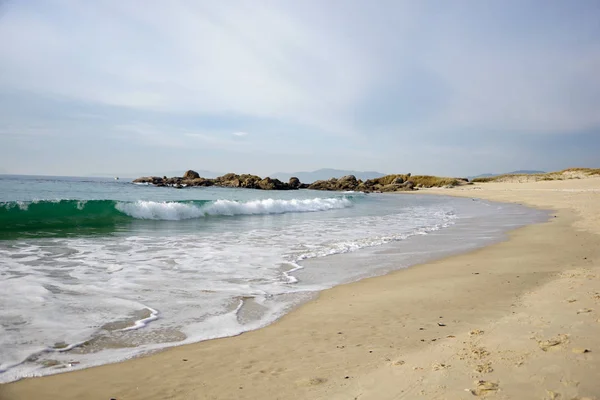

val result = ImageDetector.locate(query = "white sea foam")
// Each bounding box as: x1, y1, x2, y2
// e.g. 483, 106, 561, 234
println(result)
202, 198, 352, 216
0, 193, 548, 383
115, 198, 353, 220
115, 200, 205, 220
119, 307, 159, 331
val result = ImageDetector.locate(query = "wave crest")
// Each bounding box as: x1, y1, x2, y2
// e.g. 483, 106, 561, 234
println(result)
117, 198, 353, 220
115, 201, 204, 220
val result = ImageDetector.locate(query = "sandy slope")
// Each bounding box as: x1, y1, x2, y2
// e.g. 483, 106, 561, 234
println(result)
1, 178, 599, 400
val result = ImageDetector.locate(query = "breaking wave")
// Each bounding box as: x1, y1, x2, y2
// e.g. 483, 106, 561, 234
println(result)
0, 198, 354, 238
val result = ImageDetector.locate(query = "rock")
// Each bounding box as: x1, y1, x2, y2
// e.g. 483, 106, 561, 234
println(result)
403, 181, 415, 190
165, 177, 182, 186
289, 177, 301, 189
132, 176, 161, 184
183, 170, 200, 180
336, 175, 358, 190
258, 177, 277, 190
214, 173, 260, 188
270, 178, 288, 190
380, 184, 402, 192
238, 174, 260, 189
361, 174, 414, 191
257, 177, 289, 190
308, 179, 335, 191
307, 175, 360, 191
214, 173, 238, 187
187, 178, 214, 187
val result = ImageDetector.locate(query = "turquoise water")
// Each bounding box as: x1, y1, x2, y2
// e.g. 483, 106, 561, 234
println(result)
0, 175, 548, 382
0, 175, 357, 239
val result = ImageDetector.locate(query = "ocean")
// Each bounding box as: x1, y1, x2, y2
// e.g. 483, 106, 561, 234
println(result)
0, 175, 548, 382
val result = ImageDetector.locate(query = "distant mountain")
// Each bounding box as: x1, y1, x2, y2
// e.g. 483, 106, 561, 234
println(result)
509, 170, 546, 175
469, 170, 546, 179
270, 168, 386, 183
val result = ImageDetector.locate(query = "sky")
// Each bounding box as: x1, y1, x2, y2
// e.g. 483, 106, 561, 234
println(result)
0, 0, 599, 177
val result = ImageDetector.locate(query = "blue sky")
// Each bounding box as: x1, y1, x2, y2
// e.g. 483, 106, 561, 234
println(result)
0, 0, 599, 177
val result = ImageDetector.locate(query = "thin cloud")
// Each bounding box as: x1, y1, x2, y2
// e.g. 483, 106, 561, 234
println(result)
1, 2, 598, 136
0, 1, 599, 177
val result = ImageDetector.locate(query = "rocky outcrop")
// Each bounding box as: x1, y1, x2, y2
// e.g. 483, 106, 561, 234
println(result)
305, 174, 417, 193
134, 171, 296, 190
133, 170, 451, 192
132, 176, 165, 185
355, 174, 417, 192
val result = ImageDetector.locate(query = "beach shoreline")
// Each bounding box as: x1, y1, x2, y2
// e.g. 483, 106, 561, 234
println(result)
2, 178, 599, 400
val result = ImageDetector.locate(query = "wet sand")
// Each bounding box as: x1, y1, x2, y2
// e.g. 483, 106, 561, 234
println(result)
2, 177, 599, 400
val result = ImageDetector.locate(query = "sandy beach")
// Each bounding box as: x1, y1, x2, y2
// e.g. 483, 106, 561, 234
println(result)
2, 177, 599, 400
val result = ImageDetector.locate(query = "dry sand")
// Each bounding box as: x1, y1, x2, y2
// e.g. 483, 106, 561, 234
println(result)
1, 178, 599, 400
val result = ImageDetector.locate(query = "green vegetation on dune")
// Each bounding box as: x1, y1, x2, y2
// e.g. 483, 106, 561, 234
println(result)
471, 168, 600, 183
368, 174, 410, 186
559, 167, 600, 175
409, 175, 464, 188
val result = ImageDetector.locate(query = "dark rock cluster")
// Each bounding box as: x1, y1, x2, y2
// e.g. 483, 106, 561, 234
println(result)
133, 170, 447, 192
307, 174, 415, 192
133, 171, 307, 190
